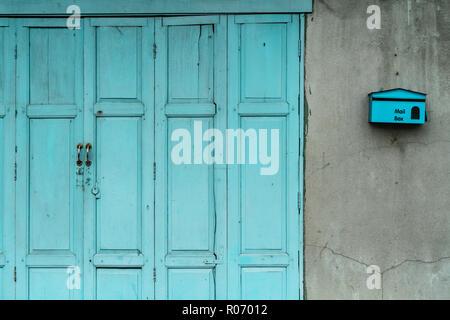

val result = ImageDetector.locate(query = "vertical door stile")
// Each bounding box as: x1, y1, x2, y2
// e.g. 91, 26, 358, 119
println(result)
226, 16, 240, 300
298, 14, 306, 300
0, 18, 16, 300
15, 18, 27, 300
83, 17, 95, 300
154, 17, 166, 300
286, 14, 301, 300
142, 17, 156, 301
213, 15, 228, 300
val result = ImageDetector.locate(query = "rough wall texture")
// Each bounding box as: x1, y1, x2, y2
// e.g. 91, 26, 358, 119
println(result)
304, 0, 450, 299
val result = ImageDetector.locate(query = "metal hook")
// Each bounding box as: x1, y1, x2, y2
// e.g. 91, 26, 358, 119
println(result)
91, 180, 100, 199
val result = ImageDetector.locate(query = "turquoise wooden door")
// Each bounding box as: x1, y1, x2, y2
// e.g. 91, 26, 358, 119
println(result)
227, 14, 301, 300
0, 18, 15, 300
8, 14, 303, 300
83, 18, 155, 300
154, 15, 227, 299
15, 19, 84, 299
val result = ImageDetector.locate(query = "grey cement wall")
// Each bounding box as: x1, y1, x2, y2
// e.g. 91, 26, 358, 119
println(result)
304, 0, 450, 299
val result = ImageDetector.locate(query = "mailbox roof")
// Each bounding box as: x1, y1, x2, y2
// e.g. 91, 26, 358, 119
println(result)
369, 88, 427, 100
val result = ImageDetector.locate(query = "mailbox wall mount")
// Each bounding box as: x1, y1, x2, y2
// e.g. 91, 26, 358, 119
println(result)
369, 88, 427, 124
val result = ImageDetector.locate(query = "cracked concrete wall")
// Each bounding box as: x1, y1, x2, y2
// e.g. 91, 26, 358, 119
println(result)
304, 0, 450, 299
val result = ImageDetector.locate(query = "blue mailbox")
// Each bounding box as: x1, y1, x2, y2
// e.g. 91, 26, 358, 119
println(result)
369, 88, 427, 124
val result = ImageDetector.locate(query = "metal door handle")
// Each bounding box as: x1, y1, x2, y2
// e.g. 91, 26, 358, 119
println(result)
85, 143, 92, 167
76, 143, 83, 166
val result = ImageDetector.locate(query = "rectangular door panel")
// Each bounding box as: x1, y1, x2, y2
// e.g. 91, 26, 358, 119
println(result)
240, 117, 287, 252
96, 117, 142, 251
0, 19, 15, 299
241, 267, 287, 300
168, 268, 215, 300
168, 118, 214, 252
97, 27, 140, 100
96, 269, 141, 300
241, 23, 286, 101
167, 24, 214, 102
29, 28, 77, 105
83, 18, 154, 300
28, 268, 73, 300
155, 15, 227, 300
16, 19, 84, 300
228, 14, 300, 300
29, 119, 74, 251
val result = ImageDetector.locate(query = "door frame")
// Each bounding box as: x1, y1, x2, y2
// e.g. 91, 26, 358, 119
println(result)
299, 14, 306, 300
0, 0, 312, 16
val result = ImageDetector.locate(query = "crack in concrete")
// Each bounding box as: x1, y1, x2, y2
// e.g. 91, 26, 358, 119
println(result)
306, 243, 450, 275
381, 256, 450, 274
306, 243, 370, 268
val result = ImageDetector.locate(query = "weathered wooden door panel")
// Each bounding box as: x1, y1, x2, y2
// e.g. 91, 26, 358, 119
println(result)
0, 18, 15, 300
83, 18, 154, 300
155, 16, 227, 300
227, 14, 301, 300
15, 19, 84, 299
